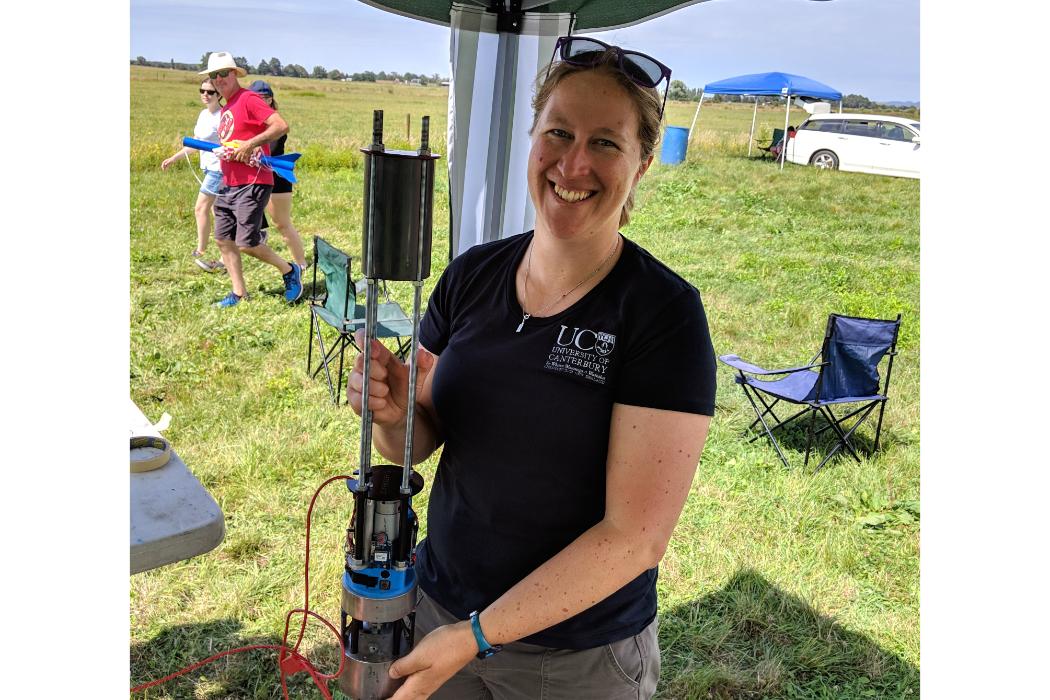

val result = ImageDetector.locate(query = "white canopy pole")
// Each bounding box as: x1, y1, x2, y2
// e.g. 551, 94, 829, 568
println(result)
747, 96, 758, 157
688, 92, 705, 141
447, 5, 570, 257
780, 94, 791, 170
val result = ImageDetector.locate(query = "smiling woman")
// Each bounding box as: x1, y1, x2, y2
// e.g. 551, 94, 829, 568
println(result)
343, 37, 718, 700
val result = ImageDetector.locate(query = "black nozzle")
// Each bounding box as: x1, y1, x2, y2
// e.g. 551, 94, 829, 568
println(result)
372, 110, 384, 150
419, 116, 430, 155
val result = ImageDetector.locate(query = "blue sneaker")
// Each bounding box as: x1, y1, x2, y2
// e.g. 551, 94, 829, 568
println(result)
214, 292, 245, 308
283, 262, 303, 303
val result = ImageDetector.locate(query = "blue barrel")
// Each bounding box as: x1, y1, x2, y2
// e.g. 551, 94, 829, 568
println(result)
660, 126, 689, 165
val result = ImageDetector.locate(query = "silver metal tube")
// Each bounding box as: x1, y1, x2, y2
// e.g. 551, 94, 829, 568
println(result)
339, 655, 404, 700
342, 582, 416, 623
373, 500, 399, 544
350, 498, 375, 571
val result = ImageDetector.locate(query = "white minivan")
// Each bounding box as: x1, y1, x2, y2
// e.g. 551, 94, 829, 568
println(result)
786, 113, 921, 178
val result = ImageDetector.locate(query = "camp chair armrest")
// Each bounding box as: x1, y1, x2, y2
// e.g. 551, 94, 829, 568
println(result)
718, 354, 826, 376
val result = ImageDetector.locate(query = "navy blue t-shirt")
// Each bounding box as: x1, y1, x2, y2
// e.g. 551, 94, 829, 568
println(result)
417, 231, 716, 649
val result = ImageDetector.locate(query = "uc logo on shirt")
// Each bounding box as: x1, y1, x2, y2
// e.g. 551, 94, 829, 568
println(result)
555, 326, 617, 356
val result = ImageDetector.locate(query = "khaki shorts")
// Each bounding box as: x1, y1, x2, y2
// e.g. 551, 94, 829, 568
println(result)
414, 589, 660, 700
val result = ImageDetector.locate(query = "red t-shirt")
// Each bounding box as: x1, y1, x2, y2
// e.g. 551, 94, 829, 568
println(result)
217, 88, 276, 186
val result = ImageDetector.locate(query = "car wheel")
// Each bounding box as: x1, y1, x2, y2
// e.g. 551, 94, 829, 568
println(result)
811, 150, 839, 170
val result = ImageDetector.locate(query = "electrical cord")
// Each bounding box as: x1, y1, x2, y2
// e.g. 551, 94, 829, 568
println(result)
131, 474, 353, 699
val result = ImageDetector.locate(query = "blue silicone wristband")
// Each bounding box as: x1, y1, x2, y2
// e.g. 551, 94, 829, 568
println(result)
469, 610, 502, 659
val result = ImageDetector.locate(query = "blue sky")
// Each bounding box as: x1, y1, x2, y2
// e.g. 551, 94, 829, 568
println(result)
131, 0, 918, 103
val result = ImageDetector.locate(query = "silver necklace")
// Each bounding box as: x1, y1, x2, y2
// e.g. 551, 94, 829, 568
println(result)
516, 235, 620, 333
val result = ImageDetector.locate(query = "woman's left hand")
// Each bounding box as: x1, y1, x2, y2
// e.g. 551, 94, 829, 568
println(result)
388, 621, 477, 700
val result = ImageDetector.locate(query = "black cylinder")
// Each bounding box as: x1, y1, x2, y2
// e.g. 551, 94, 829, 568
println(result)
361, 149, 439, 281
353, 489, 368, 561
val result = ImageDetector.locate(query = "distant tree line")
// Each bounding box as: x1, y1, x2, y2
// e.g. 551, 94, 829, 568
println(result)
134, 56, 201, 72
130, 54, 447, 85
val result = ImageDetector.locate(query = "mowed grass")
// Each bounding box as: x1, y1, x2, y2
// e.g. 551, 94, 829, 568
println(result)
130, 67, 919, 699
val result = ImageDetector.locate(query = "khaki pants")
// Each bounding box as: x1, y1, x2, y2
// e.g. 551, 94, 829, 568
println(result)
413, 589, 660, 700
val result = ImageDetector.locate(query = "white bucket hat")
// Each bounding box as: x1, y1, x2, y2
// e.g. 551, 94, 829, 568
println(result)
199, 52, 247, 77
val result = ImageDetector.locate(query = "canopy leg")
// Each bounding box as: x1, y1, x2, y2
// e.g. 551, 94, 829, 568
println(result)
688, 93, 705, 141
748, 97, 758, 157
781, 95, 791, 170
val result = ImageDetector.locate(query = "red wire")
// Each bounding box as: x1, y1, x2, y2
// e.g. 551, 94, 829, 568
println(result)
131, 475, 353, 698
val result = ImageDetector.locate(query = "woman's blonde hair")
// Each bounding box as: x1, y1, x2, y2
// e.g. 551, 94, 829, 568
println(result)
530, 49, 663, 228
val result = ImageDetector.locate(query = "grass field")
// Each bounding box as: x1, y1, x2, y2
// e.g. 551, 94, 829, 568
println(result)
130, 66, 919, 699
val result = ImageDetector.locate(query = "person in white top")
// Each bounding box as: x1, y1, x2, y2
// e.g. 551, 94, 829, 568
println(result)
160, 78, 226, 272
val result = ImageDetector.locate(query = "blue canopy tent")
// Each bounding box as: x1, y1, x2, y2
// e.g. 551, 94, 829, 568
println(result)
688, 71, 842, 169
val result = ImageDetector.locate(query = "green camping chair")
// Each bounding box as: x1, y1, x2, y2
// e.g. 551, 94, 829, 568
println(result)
306, 236, 414, 405
756, 128, 784, 158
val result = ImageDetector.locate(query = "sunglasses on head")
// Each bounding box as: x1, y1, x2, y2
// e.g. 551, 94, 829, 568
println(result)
208, 69, 232, 79
199, 89, 217, 96
547, 36, 672, 118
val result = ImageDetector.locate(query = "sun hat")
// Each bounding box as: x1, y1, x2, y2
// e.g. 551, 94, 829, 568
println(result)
248, 80, 274, 96
199, 52, 247, 77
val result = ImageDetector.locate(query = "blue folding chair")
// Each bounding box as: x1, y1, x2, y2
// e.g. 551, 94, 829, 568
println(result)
719, 313, 902, 472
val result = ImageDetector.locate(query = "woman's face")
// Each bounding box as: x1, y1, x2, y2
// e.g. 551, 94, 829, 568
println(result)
200, 82, 218, 107
527, 70, 653, 241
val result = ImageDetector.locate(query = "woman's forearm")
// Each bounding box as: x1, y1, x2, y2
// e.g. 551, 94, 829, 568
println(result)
477, 518, 665, 646
371, 404, 442, 466
477, 407, 708, 648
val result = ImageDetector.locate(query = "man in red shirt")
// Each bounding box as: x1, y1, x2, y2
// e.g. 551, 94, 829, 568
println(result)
200, 52, 302, 308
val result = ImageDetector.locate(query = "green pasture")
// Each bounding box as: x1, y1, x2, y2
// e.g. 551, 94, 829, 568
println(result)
130, 67, 919, 699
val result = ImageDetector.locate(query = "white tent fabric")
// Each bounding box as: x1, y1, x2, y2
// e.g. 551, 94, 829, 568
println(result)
448, 3, 572, 258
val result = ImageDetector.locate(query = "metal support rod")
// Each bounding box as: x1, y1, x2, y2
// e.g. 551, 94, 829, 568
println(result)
401, 117, 432, 493
740, 383, 791, 469
401, 282, 423, 485
358, 110, 384, 490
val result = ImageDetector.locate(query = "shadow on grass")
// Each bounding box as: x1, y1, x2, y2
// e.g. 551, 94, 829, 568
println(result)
737, 410, 890, 471
657, 569, 918, 699
131, 618, 344, 699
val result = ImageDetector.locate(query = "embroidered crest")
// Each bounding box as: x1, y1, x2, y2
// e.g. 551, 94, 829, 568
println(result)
595, 332, 616, 356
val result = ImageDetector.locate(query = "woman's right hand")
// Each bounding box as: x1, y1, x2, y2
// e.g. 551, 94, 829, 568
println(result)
346, 331, 436, 429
